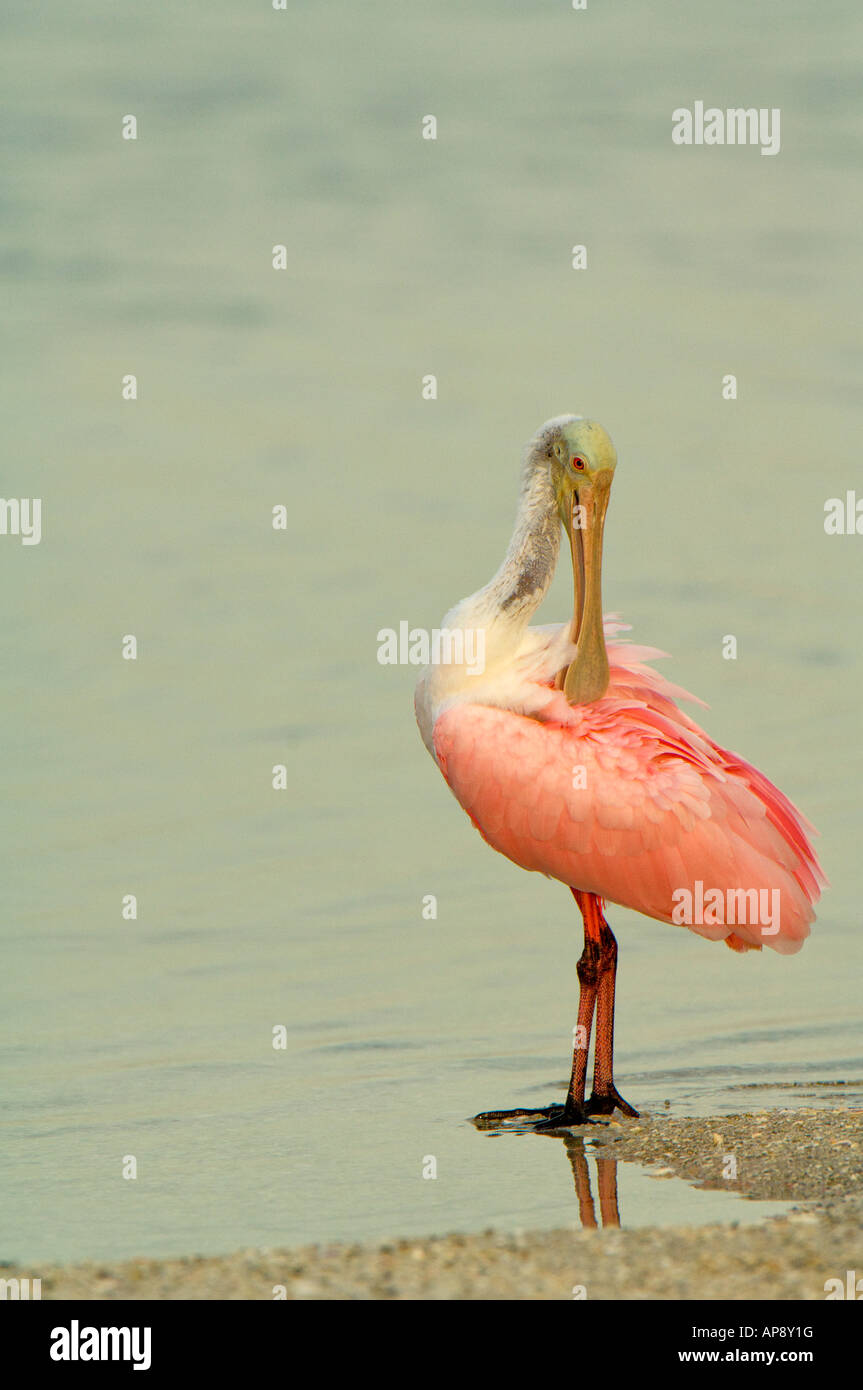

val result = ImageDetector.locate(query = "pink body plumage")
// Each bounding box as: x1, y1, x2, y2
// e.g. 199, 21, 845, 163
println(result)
431, 625, 825, 955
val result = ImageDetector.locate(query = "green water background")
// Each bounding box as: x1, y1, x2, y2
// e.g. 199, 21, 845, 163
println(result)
2, 0, 861, 1261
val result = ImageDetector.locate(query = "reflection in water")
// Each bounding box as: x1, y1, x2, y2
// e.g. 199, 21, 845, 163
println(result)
565, 1138, 621, 1229
471, 1109, 622, 1228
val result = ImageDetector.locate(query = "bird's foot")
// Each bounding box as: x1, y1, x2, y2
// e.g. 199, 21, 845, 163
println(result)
532, 1103, 593, 1132
472, 1103, 592, 1132
585, 1086, 639, 1118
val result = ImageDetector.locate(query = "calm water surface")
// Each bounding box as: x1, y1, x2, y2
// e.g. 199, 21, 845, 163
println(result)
2, 0, 862, 1262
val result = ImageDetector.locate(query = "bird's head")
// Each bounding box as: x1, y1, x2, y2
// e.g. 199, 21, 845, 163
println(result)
540, 416, 617, 705
541, 416, 617, 524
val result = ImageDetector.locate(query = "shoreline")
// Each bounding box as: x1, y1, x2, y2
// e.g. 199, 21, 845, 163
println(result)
9, 1105, 861, 1301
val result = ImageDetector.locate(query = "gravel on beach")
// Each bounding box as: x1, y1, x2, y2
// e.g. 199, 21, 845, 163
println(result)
9, 1104, 861, 1301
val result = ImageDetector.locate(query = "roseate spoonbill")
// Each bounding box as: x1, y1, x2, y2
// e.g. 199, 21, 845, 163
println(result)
415, 415, 825, 1128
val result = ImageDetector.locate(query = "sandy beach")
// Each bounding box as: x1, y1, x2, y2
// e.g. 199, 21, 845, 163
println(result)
12, 1103, 861, 1301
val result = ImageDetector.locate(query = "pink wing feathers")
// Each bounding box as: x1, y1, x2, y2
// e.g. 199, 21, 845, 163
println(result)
432, 635, 826, 955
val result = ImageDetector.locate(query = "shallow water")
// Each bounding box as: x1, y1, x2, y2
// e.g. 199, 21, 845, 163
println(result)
2, 0, 862, 1264
470, 1136, 796, 1234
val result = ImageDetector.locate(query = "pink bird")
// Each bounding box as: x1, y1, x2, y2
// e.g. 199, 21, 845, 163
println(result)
415, 415, 825, 1127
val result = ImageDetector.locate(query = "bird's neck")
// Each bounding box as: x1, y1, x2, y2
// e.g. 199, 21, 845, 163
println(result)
478, 447, 558, 622
468, 445, 561, 631
419, 447, 562, 721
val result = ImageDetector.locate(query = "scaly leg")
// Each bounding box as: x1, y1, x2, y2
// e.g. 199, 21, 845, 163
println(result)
476, 888, 637, 1131
535, 888, 604, 1129
579, 892, 638, 1118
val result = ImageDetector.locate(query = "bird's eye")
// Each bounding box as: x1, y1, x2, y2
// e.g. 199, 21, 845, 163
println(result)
571, 456, 586, 471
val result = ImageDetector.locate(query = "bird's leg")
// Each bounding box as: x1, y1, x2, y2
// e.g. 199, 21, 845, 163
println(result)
479, 889, 636, 1133
580, 893, 639, 1118
534, 890, 600, 1130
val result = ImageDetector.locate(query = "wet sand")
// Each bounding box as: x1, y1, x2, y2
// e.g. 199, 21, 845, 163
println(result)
12, 1105, 861, 1300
